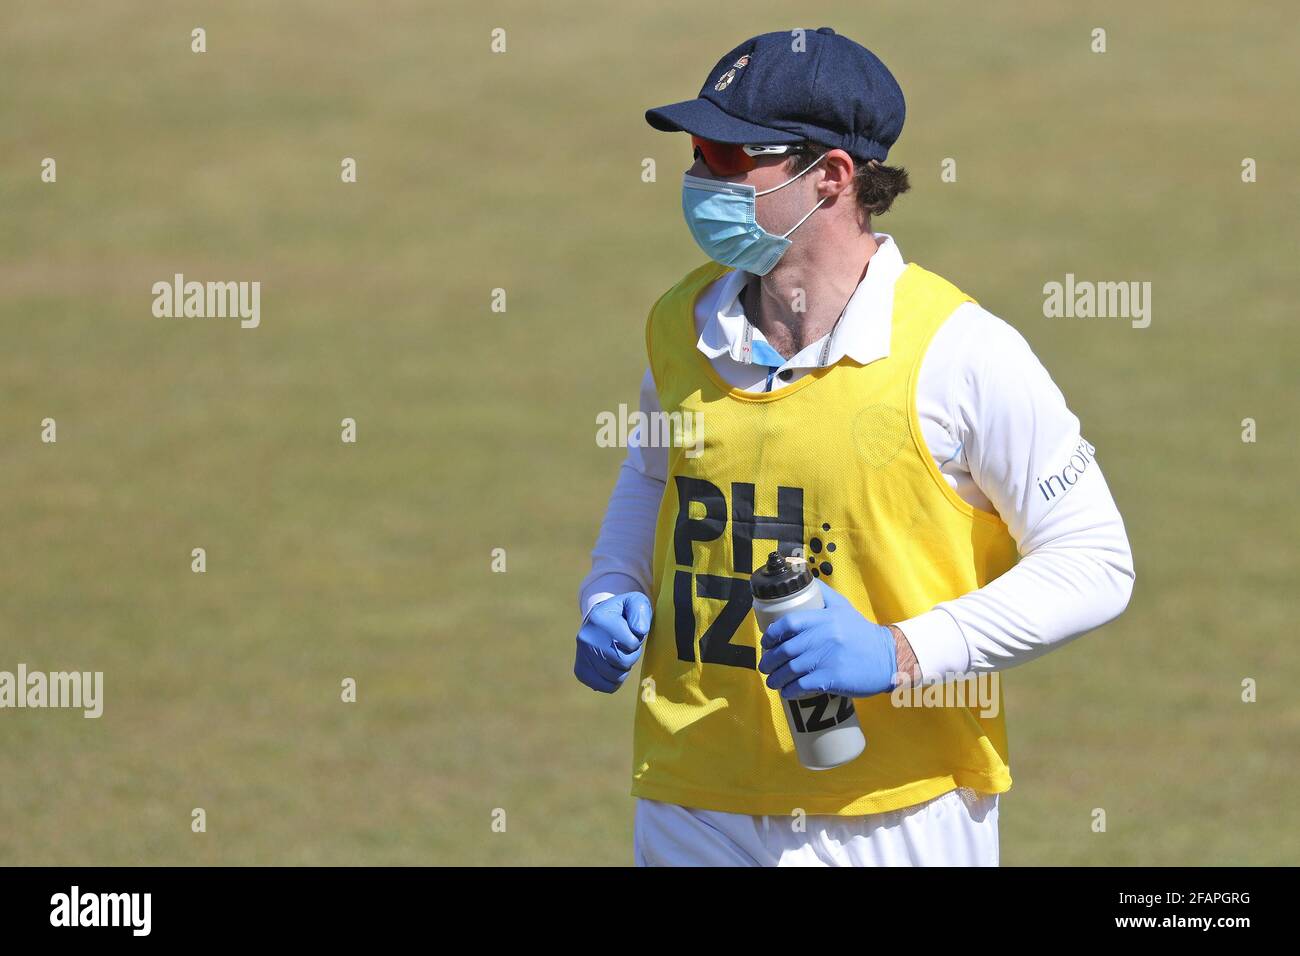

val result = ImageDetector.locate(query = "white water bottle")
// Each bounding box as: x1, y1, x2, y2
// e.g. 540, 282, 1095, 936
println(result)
750, 551, 866, 771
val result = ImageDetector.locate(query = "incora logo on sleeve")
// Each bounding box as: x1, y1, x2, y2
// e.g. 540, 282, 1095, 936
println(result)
1036, 438, 1097, 503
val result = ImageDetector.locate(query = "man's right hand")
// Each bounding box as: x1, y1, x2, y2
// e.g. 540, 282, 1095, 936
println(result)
574, 593, 652, 693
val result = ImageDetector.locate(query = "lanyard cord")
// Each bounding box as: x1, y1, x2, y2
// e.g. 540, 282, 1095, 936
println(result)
741, 288, 843, 370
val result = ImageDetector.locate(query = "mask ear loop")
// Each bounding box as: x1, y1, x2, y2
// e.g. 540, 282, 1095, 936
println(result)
754, 151, 827, 196
777, 193, 830, 239
755, 152, 832, 240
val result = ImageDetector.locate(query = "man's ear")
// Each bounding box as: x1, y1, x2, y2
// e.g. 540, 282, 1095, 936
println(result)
819, 149, 857, 198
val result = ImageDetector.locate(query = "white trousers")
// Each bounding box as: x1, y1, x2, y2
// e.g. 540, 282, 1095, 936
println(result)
634, 787, 1000, 866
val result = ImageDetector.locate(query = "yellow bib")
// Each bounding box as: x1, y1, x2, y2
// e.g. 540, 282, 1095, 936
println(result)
632, 260, 1020, 816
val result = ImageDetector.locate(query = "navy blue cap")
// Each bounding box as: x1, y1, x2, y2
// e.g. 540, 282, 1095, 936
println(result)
645, 27, 905, 163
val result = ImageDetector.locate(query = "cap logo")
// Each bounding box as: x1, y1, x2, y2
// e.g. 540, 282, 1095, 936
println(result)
713, 54, 750, 91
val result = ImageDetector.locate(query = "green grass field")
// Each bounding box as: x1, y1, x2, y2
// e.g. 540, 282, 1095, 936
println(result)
1, 0, 1296, 865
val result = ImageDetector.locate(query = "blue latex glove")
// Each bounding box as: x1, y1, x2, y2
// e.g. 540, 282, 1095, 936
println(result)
758, 578, 898, 699
574, 593, 651, 694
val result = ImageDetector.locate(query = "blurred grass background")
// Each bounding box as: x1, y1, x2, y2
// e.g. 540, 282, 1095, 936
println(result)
0, 0, 1296, 864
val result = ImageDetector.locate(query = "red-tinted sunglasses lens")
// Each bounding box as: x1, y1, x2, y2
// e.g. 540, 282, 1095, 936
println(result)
691, 136, 754, 176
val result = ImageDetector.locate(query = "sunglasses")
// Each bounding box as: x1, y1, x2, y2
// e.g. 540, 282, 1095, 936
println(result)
691, 136, 807, 177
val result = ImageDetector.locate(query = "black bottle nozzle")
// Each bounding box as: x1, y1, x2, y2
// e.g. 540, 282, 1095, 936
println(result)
750, 549, 814, 600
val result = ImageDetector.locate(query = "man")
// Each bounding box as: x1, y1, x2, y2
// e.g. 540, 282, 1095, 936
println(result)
575, 27, 1134, 866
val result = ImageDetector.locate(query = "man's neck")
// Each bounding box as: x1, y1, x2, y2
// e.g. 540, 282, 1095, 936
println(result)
746, 230, 880, 360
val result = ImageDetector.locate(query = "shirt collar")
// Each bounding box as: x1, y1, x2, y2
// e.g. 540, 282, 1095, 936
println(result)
695, 233, 906, 370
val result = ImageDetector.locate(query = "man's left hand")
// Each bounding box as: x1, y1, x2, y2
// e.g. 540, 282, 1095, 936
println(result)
758, 578, 900, 699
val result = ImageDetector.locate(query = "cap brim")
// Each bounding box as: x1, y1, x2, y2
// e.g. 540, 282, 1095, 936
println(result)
644, 97, 804, 145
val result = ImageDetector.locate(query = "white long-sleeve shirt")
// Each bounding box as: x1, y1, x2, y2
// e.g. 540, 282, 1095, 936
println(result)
579, 235, 1134, 679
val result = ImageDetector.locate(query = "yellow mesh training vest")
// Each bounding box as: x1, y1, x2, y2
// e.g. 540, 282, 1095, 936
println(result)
632, 259, 1020, 817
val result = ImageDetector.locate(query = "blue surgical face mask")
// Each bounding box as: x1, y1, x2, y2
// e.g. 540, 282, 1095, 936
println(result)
681, 153, 828, 276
